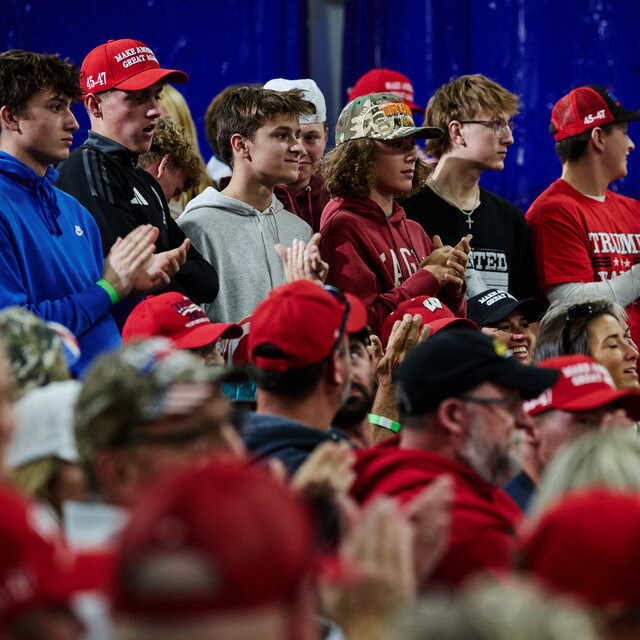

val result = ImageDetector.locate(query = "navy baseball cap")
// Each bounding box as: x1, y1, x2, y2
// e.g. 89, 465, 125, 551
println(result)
467, 289, 544, 327
397, 329, 559, 417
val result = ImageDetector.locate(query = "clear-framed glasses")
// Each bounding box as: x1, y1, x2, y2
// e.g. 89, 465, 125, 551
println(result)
458, 395, 521, 416
459, 119, 515, 136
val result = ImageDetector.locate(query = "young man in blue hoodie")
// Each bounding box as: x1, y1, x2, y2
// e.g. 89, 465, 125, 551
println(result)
0, 49, 181, 374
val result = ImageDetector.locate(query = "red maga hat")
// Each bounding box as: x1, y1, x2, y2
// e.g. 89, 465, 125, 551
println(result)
81, 38, 188, 95
524, 354, 640, 419
122, 293, 242, 350
520, 488, 640, 607
112, 460, 317, 617
348, 68, 424, 113
550, 85, 640, 141
380, 296, 477, 348
249, 281, 367, 371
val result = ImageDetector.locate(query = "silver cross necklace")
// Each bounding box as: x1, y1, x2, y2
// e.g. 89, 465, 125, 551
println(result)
428, 177, 481, 230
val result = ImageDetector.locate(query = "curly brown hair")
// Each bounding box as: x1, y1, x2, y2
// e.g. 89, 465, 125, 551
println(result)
217, 86, 314, 167
425, 74, 520, 159
138, 117, 202, 193
0, 50, 82, 124
321, 137, 430, 199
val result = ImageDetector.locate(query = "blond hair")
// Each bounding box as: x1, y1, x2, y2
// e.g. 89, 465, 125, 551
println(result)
425, 74, 520, 158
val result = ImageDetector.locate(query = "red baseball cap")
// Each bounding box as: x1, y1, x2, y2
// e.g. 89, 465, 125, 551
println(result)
348, 68, 424, 113
380, 296, 477, 348
520, 488, 640, 607
0, 486, 113, 625
112, 460, 318, 618
550, 85, 640, 141
122, 293, 242, 349
523, 354, 640, 418
81, 38, 188, 95
249, 281, 367, 371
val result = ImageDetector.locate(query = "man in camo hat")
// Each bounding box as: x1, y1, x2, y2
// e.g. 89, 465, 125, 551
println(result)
74, 338, 236, 509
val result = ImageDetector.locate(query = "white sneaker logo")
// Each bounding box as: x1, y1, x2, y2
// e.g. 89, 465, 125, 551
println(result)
130, 187, 149, 205
75, 225, 84, 236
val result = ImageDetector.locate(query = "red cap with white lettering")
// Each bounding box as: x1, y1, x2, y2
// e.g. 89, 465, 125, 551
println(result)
380, 296, 477, 348
550, 85, 640, 141
523, 354, 640, 417
80, 38, 188, 95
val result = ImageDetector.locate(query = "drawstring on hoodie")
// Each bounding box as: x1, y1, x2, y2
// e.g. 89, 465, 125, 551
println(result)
38, 170, 63, 236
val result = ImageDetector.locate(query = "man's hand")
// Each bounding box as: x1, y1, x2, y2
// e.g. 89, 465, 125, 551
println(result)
276, 233, 329, 284
132, 238, 190, 293
102, 225, 158, 299
420, 234, 472, 295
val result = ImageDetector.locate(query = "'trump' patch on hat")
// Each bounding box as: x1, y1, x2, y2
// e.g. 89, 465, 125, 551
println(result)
81, 38, 188, 95
397, 329, 558, 416
380, 296, 477, 348
550, 85, 640, 141
523, 354, 640, 418
335, 92, 442, 146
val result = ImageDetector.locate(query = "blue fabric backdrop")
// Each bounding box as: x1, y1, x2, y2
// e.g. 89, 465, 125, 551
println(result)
343, 0, 640, 210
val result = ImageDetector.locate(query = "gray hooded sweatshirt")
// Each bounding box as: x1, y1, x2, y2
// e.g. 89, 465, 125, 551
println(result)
177, 187, 312, 323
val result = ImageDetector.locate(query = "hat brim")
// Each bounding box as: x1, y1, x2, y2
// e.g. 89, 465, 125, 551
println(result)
115, 68, 188, 91
345, 293, 368, 334
616, 110, 640, 123
488, 358, 559, 400
551, 387, 640, 420
476, 298, 545, 325
381, 125, 443, 140
172, 323, 243, 350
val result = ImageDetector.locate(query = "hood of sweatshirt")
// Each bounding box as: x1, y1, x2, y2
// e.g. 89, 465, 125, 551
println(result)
0, 151, 63, 236
181, 186, 289, 219
321, 196, 407, 228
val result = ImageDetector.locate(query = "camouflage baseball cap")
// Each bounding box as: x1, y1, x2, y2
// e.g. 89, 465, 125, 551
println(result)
0, 307, 69, 399
74, 338, 238, 465
335, 92, 443, 146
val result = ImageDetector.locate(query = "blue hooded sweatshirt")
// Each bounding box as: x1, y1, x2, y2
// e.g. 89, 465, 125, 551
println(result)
0, 151, 121, 374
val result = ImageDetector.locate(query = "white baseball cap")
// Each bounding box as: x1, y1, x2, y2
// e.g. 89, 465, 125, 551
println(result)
263, 78, 326, 124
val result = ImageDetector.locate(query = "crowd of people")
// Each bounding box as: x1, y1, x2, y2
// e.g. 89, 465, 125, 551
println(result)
1, 35, 640, 639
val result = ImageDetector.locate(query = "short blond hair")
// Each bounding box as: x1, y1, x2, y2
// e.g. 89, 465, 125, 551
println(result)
425, 74, 520, 158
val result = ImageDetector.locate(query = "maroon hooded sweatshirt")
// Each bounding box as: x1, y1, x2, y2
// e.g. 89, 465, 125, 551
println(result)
351, 437, 522, 588
320, 197, 466, 336
274, 174, 329, 233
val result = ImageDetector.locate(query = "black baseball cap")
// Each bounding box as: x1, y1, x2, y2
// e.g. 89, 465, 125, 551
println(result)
466, 289, 544, 327
396, 329, 559, 417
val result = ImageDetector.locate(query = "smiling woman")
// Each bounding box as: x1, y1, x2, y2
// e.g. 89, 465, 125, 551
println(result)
534, 297, 640, 390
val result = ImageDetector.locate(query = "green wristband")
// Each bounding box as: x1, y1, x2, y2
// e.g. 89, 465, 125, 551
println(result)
368, 414, 401, 433
96, 279, 119, 305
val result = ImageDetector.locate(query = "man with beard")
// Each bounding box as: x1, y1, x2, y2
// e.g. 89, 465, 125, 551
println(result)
350, 329, 557, 587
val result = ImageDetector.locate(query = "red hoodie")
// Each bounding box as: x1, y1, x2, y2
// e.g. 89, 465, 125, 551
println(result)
351, 438, 522, 588
274, 174, 329, 233
320, 197, 466, 336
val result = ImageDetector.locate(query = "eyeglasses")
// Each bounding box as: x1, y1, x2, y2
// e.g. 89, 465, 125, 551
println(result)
459, 119, 515, 136
458, 395, 521, 414
323, 285, 350, 354
562, 303, 595, 353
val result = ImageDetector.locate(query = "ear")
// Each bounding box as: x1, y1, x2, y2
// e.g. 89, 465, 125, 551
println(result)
0, 105, 22, 134
230, 133, 250, 160
157, 153, 173, 178
590, 126, 606, 153
323, 127, 329, 144
328, 343, 349, 388
448, 120, 465, 147
436, 397, 467, 436
85, 93, 104, 119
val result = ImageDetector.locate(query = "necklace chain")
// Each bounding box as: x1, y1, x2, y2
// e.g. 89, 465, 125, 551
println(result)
428, 177, 481, 230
